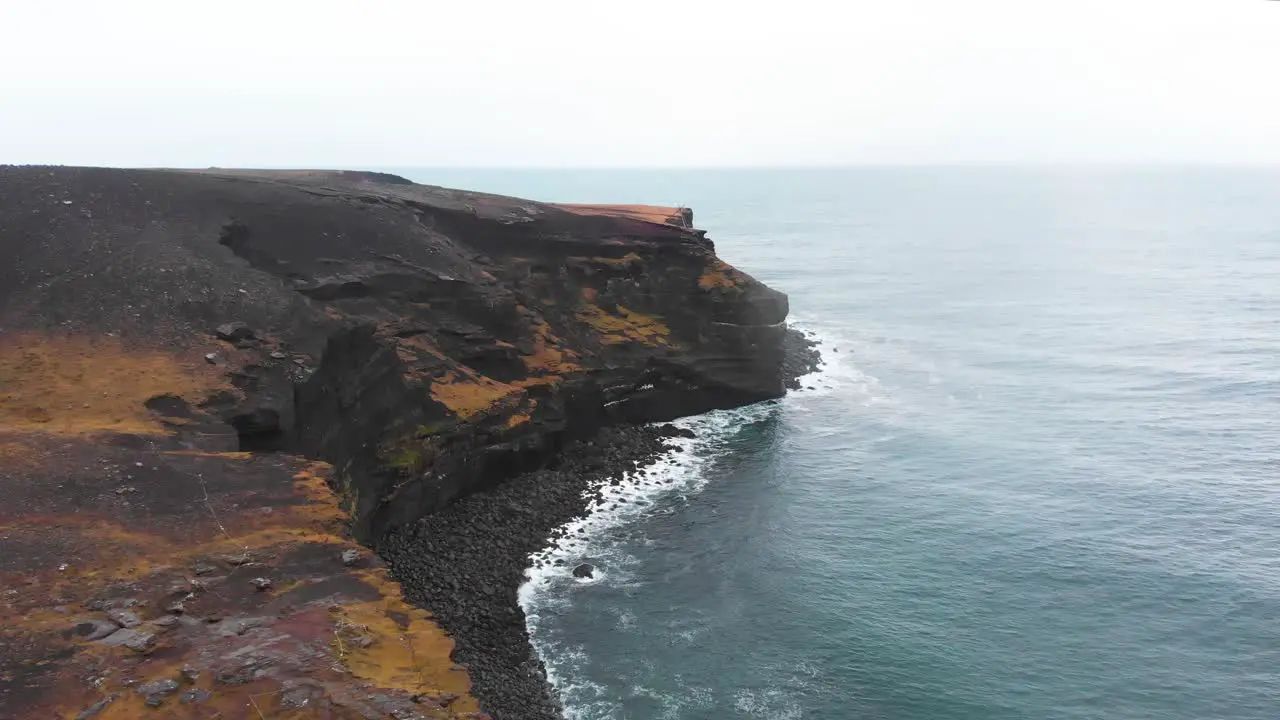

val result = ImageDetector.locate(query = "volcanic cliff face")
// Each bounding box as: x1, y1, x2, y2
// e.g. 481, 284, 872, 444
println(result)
0, 166, 798, 718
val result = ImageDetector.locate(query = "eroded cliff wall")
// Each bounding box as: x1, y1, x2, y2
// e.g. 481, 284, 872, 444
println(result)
0, 166, 797, 718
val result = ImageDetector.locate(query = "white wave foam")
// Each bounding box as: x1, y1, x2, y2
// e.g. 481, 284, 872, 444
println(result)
519, 320, 865, 718
733, 688, 805, 719
785, 320, 887, 405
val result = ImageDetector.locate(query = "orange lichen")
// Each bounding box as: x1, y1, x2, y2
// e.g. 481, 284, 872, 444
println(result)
575, 303, 672, 346
333, 569, 478, 712
0, 332, 225, 435
503, 399, 536, 429
429, 369, 518, 419
519, 321, 581, 377
292, 460, 347, 526
553, 203, 689, 227
698, 258, 742, 290
163, 450, 255, 460
570, 252, 643, 269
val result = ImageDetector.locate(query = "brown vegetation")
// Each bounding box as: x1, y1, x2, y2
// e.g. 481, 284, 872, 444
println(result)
575, 303, 672, 346
553, 203, 688, 227
0, 333, 226, 435
698, 258, 743, 290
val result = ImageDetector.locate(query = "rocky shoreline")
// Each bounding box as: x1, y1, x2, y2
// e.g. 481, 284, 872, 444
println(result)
380, 329, 822, 720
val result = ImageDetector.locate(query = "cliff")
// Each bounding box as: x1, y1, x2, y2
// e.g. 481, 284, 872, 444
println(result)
0, 166, 801, 719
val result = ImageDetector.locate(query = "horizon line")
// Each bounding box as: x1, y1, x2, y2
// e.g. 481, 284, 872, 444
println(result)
9, 162, 1280, 172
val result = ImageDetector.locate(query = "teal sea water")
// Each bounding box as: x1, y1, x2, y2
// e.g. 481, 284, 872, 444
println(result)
399, 168, 1280, 720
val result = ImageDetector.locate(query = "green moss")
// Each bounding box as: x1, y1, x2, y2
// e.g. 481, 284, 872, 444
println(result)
414, 420, 454, 438
387, 447, 424, 471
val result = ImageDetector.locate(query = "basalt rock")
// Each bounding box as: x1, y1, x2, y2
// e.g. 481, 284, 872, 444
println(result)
0, 166, 811, 719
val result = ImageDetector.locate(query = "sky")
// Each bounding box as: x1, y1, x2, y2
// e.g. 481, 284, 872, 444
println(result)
2, 0, 1279, 167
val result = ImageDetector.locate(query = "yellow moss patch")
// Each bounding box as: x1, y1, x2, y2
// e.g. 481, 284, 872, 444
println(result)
0, 333, 225, 435
570, 252, 643, 268
163, 450, 255, 461
429, 369, 518, 419
575, 304, 672, 346
334, 569, 479, 713
520, 321, 581, 376
698, 258, 742, 290
504, 399, 536, 429
553, 203, 687, 226
292, 460, 347, 528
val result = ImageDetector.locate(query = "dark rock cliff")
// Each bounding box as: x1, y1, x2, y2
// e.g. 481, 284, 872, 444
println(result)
0, 166, 817, 719
1, 167, 793, 543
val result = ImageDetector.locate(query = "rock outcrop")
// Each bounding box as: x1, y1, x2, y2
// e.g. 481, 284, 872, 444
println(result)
0, 166, 807, 719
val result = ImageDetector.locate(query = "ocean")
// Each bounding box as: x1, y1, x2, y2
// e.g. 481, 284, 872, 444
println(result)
397, 168, 1280, 720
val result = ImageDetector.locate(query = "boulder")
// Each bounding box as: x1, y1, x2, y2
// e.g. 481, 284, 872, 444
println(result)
215, 322, 254, 342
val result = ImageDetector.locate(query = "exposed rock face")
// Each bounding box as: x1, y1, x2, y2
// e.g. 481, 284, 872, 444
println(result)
0, 166, 804, 719
0, 166, 793, 542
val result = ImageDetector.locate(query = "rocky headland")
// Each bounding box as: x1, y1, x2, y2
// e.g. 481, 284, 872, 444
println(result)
0, 166, 819, 719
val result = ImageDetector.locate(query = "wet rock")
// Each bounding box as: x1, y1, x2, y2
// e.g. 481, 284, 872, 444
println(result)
279, 681, 323, 709
215, 657, 270, 685
98, 628, 156, 652
137, 677, 180, 706
659, 424, 697, 439
72, 619, 120, 641
215, 321, 254, 342
74, 693, 117, 719
572, 563, 595, 579
105, 608, 141, 628
214, 616, 272, 637
179, 689, 211, 705
137, 678, 180, 696
149, 615, 180, 630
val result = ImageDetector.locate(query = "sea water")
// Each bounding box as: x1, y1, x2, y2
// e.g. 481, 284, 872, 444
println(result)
399, 167, 1280, 720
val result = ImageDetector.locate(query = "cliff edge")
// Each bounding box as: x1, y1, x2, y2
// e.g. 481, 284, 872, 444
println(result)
0, 167, 806, 719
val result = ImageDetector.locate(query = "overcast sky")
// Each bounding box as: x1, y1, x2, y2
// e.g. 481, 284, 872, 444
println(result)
2, 1, 1278, 167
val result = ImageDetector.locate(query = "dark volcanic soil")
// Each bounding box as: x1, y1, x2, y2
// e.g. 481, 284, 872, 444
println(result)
380, 329, 822, 720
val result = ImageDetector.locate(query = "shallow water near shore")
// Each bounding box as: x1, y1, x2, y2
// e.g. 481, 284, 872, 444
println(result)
400, 168, 1280, 720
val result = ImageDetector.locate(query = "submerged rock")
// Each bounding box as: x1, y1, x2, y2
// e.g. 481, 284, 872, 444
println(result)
572, 563, 595, 579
